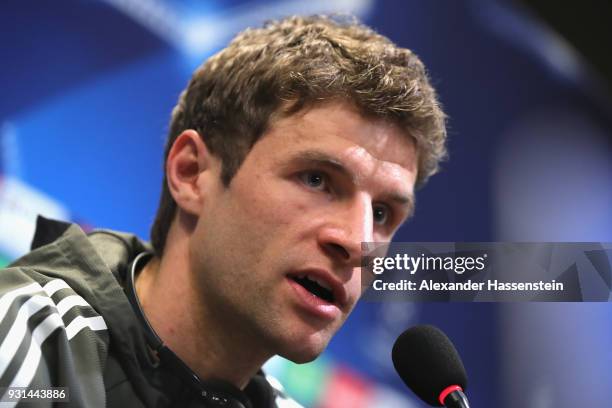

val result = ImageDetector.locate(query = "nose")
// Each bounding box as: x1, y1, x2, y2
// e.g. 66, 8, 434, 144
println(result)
318, 195, 374, 268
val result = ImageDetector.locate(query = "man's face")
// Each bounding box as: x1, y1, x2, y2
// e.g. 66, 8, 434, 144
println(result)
190, 102, 418, 362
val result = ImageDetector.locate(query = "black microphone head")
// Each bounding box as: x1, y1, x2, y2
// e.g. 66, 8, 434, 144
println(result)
392, 325, 468, 406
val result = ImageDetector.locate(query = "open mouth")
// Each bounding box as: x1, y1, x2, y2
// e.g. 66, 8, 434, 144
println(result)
290, 275, 335, 303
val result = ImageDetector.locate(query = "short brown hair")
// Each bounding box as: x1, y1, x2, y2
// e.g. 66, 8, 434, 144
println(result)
150, 15, 447, 255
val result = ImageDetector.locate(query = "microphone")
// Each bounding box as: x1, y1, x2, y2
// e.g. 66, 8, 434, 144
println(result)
391, 325, 470, 408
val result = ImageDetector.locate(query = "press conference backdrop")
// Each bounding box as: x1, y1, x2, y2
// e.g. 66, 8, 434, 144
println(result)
1, 1, 611, 407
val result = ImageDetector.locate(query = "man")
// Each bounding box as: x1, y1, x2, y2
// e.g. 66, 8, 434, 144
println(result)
0, 15, 446, 407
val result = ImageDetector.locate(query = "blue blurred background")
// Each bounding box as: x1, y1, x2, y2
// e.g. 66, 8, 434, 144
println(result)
1, 1, 611, 407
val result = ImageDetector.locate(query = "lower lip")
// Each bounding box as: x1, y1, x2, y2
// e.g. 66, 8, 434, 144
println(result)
286, 277, 341, 320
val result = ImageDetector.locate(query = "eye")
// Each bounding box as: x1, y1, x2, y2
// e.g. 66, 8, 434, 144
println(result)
299, 171, 328, 191
373, 203, 391, 225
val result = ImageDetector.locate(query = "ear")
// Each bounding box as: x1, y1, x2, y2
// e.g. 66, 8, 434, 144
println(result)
166, 129, 216, 216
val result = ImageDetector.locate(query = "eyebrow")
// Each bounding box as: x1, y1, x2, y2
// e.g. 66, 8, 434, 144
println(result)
384, 192, 416, 218
294, 150, 357, 182
290, 149, 416, 215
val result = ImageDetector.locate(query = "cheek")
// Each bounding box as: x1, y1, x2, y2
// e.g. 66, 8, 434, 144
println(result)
233, 178, 303, 229
213, 185, 291, 264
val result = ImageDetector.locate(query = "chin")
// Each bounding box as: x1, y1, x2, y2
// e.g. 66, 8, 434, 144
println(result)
280, 348, 322, 364
276, 334, 329, 364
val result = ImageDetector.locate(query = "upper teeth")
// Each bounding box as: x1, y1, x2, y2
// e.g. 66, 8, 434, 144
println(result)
302, 275, 332, 291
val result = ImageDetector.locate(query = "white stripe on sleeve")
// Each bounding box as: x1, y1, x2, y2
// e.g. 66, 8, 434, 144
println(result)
0, 295, 55, 377
42, 279, 71, 297
5, 312, 64, 384
0, 282, 42, 322
65, 316, 107, 340
56, 295, 91, 317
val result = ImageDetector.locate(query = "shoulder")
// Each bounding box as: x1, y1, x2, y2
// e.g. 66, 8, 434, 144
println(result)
0, 266, 108, 343
1, 216, 156, 406
0, 266, 109, 405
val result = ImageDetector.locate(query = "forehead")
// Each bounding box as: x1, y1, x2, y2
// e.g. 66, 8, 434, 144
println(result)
257, 102, 418, 180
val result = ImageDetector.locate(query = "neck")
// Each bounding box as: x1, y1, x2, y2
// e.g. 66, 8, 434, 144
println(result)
135, 219, 270, 389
